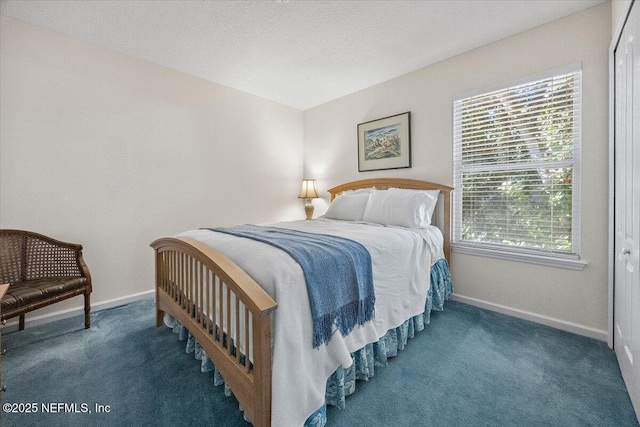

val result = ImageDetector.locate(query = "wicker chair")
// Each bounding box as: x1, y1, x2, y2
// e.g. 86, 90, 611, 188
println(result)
0, 230, 92, 330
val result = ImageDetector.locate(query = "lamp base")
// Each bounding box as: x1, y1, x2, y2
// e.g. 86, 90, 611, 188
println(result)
304, 198, 314, 220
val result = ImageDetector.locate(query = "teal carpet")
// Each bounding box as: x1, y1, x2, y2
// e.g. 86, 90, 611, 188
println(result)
1, 299, 637, 426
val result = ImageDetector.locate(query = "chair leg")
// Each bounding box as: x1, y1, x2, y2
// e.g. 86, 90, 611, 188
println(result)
19, 314, 25, 331
84, 292, 91, 329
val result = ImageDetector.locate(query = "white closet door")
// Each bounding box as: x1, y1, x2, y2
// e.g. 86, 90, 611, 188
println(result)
615, 0, 640, 415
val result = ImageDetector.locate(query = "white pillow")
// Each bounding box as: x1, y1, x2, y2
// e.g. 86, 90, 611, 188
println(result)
342, 187, 374, 195
362, 188, 440, 227
390, 188, 440, 224
324, 192, 371, 221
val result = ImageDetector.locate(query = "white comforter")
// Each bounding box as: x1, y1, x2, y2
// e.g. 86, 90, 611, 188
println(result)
178, 218, 443, 426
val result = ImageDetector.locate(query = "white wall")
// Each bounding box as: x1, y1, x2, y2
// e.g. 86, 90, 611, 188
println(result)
612, 0, 633, 35
303, 3, 611, 335
0, 16, 304, 321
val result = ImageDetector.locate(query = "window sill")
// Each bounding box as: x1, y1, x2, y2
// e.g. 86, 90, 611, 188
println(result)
451, 244, 587, 271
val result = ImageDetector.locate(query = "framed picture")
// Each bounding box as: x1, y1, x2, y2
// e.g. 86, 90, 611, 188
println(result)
357, 112, 411, 172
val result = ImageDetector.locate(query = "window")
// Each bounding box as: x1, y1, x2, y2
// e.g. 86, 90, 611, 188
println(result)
452, 66, 585, 270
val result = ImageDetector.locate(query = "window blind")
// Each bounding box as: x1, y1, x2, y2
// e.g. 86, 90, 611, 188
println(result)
453, 69, 581, 257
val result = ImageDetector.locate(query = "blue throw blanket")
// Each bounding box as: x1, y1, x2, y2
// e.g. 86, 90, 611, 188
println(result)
207, 225, 375, 347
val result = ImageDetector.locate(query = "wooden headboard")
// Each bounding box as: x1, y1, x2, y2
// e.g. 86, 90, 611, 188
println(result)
327, 178, 453, 264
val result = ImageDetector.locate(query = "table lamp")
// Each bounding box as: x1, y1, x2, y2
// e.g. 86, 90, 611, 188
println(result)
298, 179, 320, 220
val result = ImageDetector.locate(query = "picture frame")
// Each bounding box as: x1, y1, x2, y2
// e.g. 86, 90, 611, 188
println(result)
357, 112, 411, 172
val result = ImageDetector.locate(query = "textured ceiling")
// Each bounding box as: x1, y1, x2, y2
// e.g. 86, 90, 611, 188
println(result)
0, 0, 606, 110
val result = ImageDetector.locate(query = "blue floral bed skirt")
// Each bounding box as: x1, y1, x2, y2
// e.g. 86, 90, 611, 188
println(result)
169, 258, 452, 426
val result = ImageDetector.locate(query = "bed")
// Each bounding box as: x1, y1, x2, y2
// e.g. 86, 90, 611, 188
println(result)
151, 178, 453, 427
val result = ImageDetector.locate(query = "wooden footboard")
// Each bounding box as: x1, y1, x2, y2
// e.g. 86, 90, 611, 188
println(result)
151, 237, 278, 427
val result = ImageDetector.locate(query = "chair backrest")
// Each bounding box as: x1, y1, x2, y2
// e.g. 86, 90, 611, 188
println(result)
0, 230, 83, 284
0, 232, 26, 284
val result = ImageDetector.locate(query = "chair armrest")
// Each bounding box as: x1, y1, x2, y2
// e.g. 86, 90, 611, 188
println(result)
77, 252, 92, 285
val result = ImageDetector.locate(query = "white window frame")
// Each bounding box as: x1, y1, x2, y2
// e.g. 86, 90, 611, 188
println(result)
452, 64, 586, 270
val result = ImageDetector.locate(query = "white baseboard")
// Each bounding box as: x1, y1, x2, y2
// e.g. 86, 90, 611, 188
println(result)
451, 293, 608, 342
2, 290, 155, 333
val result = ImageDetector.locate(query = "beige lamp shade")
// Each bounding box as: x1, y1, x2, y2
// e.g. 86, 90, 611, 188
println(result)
298, 179, 320, 199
